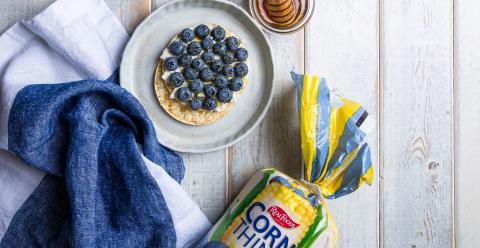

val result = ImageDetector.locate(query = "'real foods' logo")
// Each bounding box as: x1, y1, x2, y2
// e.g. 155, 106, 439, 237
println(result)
230, 202, 299, 248
268, 206, 299, 229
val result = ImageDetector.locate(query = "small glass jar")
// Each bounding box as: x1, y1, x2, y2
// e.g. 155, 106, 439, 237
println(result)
249, 0, 315, 34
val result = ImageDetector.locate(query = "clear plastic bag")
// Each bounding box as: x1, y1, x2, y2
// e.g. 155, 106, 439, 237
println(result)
196, 72, 374, 248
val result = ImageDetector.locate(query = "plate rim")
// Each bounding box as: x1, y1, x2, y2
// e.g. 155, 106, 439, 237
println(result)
120, 0, 275, 153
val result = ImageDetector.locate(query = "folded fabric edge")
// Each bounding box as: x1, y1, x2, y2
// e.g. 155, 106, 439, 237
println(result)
22, 0, 128, 80
0, 1, 210, 246
0, 147, 207, 247
0, 0, 129, 148
0, 23, 39, 149
142, 155, 211, 248
0, 149, 45, 241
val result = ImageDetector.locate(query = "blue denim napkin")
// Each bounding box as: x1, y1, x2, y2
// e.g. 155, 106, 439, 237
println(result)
0, 0, 211, 247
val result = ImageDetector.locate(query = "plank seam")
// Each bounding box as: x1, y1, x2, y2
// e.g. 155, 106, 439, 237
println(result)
378, 0, 384, 247
226, 147, 231, 205
452, 0, 457, 246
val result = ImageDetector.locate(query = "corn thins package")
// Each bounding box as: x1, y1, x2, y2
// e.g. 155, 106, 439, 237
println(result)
197, 73, 374, 248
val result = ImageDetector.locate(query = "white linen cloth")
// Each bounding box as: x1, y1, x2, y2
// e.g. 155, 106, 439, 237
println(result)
0, 0, 211, 247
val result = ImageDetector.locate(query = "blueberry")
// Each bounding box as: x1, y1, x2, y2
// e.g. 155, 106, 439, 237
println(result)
211, 27, 226, 41
223, 65, 234, 77
211, 60, 224, 73
213, 42, 226, 55
183, 67, 197, 80
187, 41, 202, 55
176, 87, 192, 102
180, 28, 195, 42
229, 77, 243, 91
234, 62, 248, 77
214, 75, 228, 88
168, 72, 185, 87
199, 68, 214, 81
189, 79, 204, 93
164, 57, 178, 71
204, 84, 218, 97
217, 88, 233, 103
191, 58, 205, 70
189, 98, 203, 110
201, 37, 214, 50
223, 52, 235, 64
195, 24, 210, 38
204, 241, 228, 248
202, 51, 215, 64
225, 36, 239, 51
178, 53, 192, 67
203, 97, 217, 110
168, 41, 184, 55
235, 47, 248, 61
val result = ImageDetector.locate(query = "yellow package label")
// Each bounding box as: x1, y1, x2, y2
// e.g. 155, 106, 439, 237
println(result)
221, 181, 316, 247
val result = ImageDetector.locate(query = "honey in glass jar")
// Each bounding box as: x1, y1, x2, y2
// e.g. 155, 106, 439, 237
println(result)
249, 0, 315, 34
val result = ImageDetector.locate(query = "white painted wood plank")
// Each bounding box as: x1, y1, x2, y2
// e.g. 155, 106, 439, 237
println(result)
305, 1, 379, 247
179, 152, 227, 222
227, 0, 304, 200
455, 0, 480, 246
152, 0, 228, 222
105, 0, 150, 34
0, 0, 54, 33
382, 0, 454, 247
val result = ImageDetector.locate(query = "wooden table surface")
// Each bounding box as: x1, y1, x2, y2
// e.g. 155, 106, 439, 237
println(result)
1, 0, 478, 247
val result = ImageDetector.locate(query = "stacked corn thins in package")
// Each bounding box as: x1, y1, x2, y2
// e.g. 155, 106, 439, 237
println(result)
197, 73, 374, 248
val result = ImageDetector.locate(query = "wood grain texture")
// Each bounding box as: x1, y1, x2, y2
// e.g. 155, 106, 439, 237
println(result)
152, 0, 228, 222
381, 0, 454, 247
105, 0, 150, 34
305, 1, 379, 247
0, 0, 54, 33
1, 0, 465, 246
179, 152, 227, 222
455, 0, 480, 246
227, 0, 304, 201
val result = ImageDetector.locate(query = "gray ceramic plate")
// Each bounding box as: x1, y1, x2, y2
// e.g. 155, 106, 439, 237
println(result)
120, 0, 274, 153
